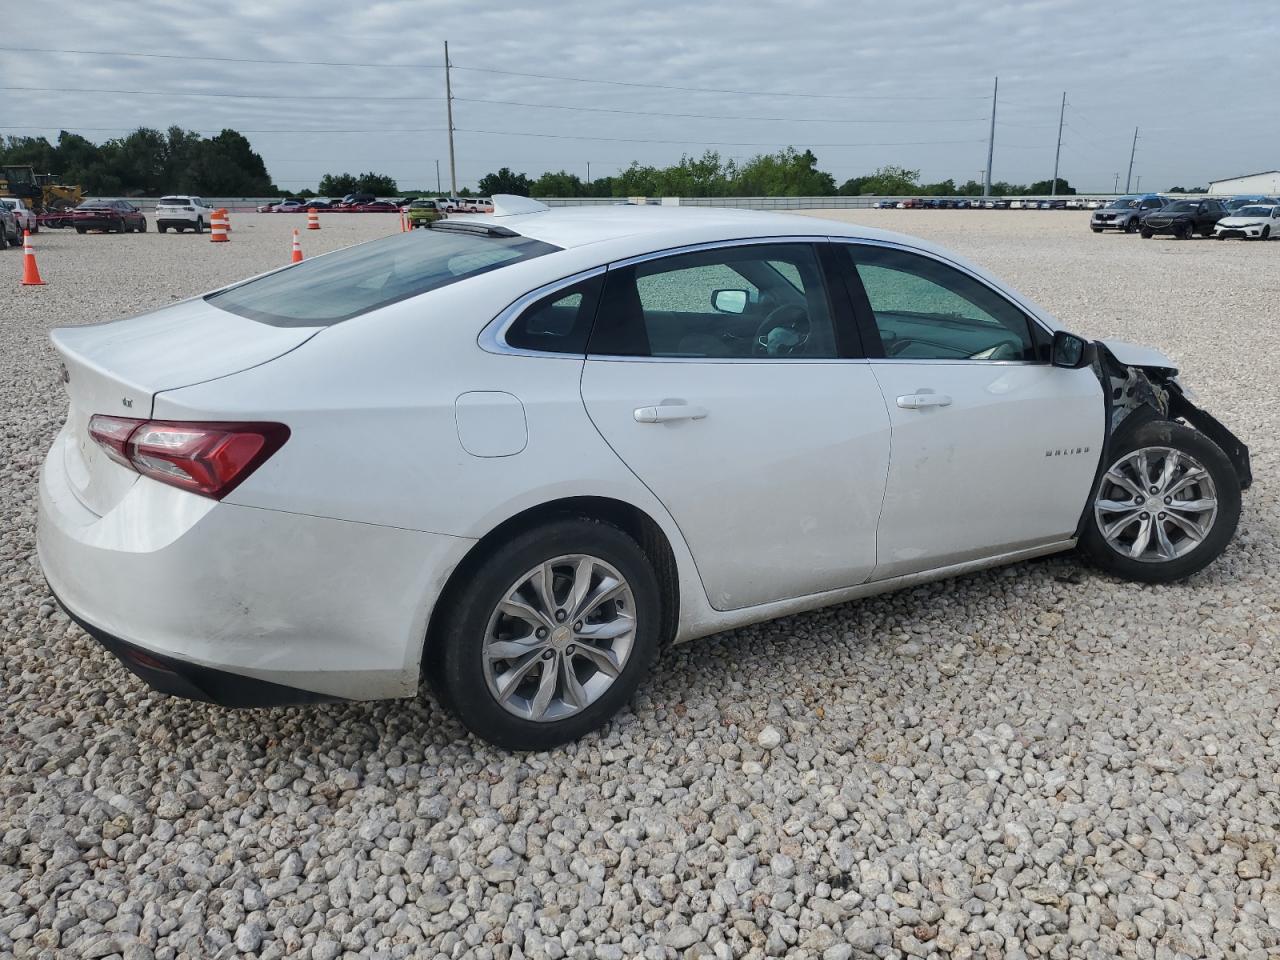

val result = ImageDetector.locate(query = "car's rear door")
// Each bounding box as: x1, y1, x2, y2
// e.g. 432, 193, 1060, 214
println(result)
831, 241, 1104, 580
579, 240, 891, 611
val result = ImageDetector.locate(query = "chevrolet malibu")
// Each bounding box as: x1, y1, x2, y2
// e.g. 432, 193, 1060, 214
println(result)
38, 198, 1251, 749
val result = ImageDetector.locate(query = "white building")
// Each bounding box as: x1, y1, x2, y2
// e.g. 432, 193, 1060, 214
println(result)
1207, 171, 1280, 196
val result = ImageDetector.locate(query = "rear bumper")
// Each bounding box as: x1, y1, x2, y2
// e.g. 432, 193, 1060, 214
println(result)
37, 424, 476, 702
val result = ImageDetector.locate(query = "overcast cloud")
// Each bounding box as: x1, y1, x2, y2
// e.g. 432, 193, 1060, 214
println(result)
7, 0, 1278, 193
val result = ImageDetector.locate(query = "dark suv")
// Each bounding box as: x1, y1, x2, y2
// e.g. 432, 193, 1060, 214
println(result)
1090, 195, 1167, 233
1140, 198, 1227, 240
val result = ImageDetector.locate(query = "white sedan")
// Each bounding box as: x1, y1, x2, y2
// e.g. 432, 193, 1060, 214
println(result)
1213, 204, 1280, 240
38, 198, 1250, 749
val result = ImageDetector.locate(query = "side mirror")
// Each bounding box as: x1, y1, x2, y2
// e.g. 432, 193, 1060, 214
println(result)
1051, 330, 1091, 369
712, 289, 749, 314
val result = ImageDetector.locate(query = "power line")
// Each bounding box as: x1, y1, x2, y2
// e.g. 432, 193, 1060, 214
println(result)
0, 44, 992, 102
1, 124, 447, 134
454, 95, 987, 124
0, 85, 444, 102
458, 127, 988, 148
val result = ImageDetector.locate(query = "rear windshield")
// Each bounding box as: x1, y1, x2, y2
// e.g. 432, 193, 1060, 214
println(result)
206, 228, 560, 327
159, 196, 191, 205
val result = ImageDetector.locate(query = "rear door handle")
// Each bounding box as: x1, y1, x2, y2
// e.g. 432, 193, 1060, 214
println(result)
634, 404, 709, 423
896, 393, 953, 410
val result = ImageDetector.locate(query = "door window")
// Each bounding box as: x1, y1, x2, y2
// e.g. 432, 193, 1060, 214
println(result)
841, 245, 1042, 361
590, 244, 837, 359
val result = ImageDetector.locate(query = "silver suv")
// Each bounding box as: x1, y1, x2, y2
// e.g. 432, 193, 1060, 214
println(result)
1090, 195, 1167, 233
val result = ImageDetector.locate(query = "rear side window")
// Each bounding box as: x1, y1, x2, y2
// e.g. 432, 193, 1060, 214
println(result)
159, 196, 189, 205
207, 228, 559, 327
505, 276, 603, 354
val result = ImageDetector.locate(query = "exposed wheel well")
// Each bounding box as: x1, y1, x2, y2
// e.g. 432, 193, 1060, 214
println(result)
422, 497, 681, 671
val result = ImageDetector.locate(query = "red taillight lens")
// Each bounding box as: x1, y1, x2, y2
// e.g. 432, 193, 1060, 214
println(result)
87, 416, 289, 500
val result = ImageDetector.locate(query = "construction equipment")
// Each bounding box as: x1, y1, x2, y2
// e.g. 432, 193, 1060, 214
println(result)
1, 165, 84, 215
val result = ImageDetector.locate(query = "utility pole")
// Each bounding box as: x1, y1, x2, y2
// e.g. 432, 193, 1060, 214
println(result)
1135, 175, 1141, 192
1113, 172, 1120, 194
435, 159, 441, 193
983, 77, 998, 197
586, 161, 591, 188
444, 41, 457, 195
1051, 91, 1066, 196
1125, 127, 1138, 194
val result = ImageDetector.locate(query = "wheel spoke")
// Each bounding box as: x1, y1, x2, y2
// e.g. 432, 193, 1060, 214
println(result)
529, 658, 558, 719
1136, 450, 1154, 489
573, 576, 626, 621
1104, 469, 1143, 499
1165, 510, 1208, 542
576, 616, 635, 642
1153, 519, 1177, 560
1165, 468, 1208, 498
498, 596, 552, 630
1096, 498, 1138, 514
531, 562, 559, 620
559, 656, 589, 708
1102, 509, 1142, 541
1156, 450, 1181, 491
485, 635, 544, 661
1167, 497, 1216, 514
496, 652, 542, 703
1128, 514, 1154, 558
572, 642, 622, 679
566, 557, 595, 621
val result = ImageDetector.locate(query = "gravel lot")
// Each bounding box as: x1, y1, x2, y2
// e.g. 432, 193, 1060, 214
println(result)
2, 210, 1278, 960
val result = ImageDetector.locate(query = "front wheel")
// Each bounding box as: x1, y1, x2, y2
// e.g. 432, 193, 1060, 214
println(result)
430, 518, 662, 750
1090, 227, 1103, 233
1262, 226, 1271, 240
137, 219, 146, 233
1081, 420, 1240, 583
1140, 228, 1153, 239
194, 217, 204, 234
1125, 218, 1139, 234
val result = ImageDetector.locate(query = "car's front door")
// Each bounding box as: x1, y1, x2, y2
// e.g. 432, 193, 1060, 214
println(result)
580, 241, 891, 611
832, 242, 1105, 580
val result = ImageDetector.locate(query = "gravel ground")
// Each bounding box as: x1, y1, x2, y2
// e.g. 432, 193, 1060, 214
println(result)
2, 211, 1278, 960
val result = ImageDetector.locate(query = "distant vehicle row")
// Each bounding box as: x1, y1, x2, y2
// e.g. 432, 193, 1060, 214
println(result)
1090, 195, 1279, 240
874, 197, 1096, 210
255, 196, 493, 214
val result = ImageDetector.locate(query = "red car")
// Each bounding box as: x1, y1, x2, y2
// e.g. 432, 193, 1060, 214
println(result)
356, 201, 401, 213
73, 200, 147, 234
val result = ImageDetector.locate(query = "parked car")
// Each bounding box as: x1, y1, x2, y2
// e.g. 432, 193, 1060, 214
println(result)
301, 198, 333, 210
155, 195, 214, 234
1, 197, 38, 233
72, 200, 146, 234
0, 202, 20, 247
1139, 198, 1227, 239
1213, 204, 1280, 240
358, 201, 402, 213
1223, 196, 1278, 213
1090, 195, 1166, 233
38, 201, 1250, 749
406, 199, 443, 227
873, 200, 896, 209
271, 200, 312, 213
1085, 199, 1105, 209
339, 193, 377, 207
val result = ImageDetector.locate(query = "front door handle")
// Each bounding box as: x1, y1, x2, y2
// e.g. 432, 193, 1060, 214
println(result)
634, 403, 709, 423
896, 393, 953, 410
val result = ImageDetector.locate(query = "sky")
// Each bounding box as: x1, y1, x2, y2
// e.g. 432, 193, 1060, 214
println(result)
6, 0, 1278, 194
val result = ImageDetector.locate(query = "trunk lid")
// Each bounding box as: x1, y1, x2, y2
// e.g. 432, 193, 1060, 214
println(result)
51, 297, 319, 516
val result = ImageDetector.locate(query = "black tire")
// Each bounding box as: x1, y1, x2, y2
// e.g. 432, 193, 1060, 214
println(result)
158, 225, 167, 233
1263, 226, 1271, 241
75, 227, 86, 235
1124, 218, 1139, 234
1090, 227, 1103, 233
1080, 419, 1241, 584
194, 217, 204, 234
429, 518, 663, 750
1179, 222, 1194, 240
1140, 229, 1153, 239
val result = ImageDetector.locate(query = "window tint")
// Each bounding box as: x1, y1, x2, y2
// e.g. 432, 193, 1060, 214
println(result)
590, 244, 837, 359
843, 246, 1039, 361
208, 228, 560, 327
505, 276, 603, 354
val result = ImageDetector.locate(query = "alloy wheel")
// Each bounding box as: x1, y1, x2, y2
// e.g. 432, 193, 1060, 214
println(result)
482, 554, 637, 722
1094, 446, 1218, 563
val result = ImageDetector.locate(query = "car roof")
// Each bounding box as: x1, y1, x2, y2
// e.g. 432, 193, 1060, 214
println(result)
446, 204, 916, 255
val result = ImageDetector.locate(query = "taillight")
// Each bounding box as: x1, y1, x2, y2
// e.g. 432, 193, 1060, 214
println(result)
88, 415, 289, 500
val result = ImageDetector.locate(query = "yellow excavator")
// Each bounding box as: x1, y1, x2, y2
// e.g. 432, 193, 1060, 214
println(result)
0, 165, 84, 214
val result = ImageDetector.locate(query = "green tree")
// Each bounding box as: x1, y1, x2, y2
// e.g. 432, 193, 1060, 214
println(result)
478, 166, 532, 196
851, 165, 919, 195
1028, 177, 1075, 195
530, 170, 584, 197
318, 172, 358, 196
187, 130, 273, 195
736, 148, 834, 196
354, 171, 398, 195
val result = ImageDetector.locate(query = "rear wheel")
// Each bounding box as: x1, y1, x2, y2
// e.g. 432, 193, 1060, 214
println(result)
1140, 228, 1153, 239
158, 224, 168, 233
194, 217, 204, 234
1081, 420, 1240, 583
75, 227, 86, 235
1125, 218, 1139, 234
430, 518, 662, 750
1263, 226, 1271, 241
137, 219, 146, 233
1090, 227, 1103, 233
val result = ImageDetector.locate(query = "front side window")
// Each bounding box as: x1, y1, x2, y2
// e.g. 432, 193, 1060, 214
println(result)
589, 244, 837, 359
208, 227, 560, 327
842, 245, 1040, 361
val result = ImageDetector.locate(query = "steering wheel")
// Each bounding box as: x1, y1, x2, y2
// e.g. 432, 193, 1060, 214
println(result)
753, 304, 811, 357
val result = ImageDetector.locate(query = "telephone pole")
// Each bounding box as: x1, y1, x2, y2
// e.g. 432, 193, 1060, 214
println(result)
444, 41, 457, 195
435, 159, 441, 193
1113, 172, 1120, 194
1051, 91, 1065, 196
1125, 127, 1138, 194
586, 161, 591, 188
983, 76, 998, 197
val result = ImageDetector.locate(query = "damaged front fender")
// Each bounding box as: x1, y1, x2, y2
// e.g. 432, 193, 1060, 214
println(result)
1093, 342, 1251, 490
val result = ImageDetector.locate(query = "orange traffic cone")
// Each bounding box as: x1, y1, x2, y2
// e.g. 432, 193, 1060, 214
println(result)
306, 207, 320, 230
224, 210, 232, 233
20, 230, 46, 286
210, 209, 228, 243
291, 229, 303, 263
